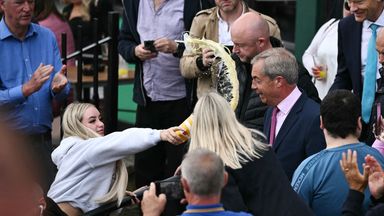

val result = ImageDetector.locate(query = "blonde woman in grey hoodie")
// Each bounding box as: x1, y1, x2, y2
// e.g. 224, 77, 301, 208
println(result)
48, 103, 182, 215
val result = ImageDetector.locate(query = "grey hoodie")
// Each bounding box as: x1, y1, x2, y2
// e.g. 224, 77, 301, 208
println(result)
48, 128, 160, 213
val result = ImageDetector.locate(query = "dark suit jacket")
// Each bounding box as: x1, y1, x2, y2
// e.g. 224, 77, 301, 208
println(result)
222, 147, 314, 216
330, 15, 363, 98
263, 92, 326, 180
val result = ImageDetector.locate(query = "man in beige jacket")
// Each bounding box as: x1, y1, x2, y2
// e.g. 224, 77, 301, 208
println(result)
180, 0, 280, 98
179, 0, 281, 130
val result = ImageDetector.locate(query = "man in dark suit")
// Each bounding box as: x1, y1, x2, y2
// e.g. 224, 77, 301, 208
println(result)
330, 0, 384, 144
251, 48, 326, 180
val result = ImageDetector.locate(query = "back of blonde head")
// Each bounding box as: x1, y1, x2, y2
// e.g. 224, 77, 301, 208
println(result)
190, 92, 268, 169
62, 103, 128, 206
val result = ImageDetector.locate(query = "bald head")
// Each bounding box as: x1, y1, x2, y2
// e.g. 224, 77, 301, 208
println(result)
377, 28, 384, 66
231, 12, 272, 63
231, 12, 270, 41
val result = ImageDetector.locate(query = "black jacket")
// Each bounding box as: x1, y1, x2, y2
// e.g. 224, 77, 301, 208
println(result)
221, 145, 314, 216
298, 62, 321, 104
118, 0, 215, 108
234, 54, 267, 131
342, 189, 384, 216
330, 15, 363, 98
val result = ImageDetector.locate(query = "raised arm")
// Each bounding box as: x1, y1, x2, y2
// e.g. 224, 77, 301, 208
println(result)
85, 127, 183, 167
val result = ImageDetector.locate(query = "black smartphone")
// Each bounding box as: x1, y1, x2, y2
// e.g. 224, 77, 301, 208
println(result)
155, 176, 184, 200
144, 40, 157, 53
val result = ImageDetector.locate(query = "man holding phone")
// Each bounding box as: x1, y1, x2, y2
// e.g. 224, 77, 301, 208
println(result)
118, 0, 215, 192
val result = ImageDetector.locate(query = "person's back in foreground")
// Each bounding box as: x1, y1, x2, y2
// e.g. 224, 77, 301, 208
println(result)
292, 90, 384, 216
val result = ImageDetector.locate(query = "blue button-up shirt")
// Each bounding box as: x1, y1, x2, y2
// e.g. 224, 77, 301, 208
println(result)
0, 18, 70, 134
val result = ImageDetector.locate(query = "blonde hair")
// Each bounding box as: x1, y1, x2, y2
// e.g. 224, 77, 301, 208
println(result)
189, 92, 268, 169
62, 103, 128, 206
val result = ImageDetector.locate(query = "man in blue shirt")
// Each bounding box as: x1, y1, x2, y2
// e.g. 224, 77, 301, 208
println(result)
0, 0, 70, 192
291, 90, 384, 216
141, 149, 252, 216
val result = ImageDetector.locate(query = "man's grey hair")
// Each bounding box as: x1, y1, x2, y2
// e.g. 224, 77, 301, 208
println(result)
251, 48, 298, 85
181, 149, 225, 196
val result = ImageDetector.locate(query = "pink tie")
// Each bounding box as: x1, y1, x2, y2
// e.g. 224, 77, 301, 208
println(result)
269, 107, 278, 145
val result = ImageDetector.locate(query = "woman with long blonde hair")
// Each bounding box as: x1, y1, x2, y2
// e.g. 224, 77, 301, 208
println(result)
48, 103, 181, 215
188, 92, 313, 216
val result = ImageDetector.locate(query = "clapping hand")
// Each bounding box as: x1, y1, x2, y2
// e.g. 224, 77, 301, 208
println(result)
340, 149, 370, 193
340, 151, 384, 198
51, 65, 68, 94
365, 155, 384, 199
22, 63, 54, 97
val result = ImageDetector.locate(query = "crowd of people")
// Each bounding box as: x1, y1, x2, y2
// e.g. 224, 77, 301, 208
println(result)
1, 0, 384, 215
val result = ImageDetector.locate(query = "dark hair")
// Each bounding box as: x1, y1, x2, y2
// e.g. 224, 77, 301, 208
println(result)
34, 0, 65, 22
270, 36, 284, 48
344, 1, 350, 11
321, 90, 360, 138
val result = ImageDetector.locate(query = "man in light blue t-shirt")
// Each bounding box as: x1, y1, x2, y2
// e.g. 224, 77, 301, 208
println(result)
292, 90, 384, 216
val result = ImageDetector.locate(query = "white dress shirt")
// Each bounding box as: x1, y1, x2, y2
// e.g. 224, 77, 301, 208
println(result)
217, 3, 245, 46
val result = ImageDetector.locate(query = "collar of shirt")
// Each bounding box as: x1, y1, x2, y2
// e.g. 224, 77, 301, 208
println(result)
216, 1, 246, 21
185, 203, 225, 213
363, 9, 384, 30
277, 86, 302, 116
0, 18, 37, 40
216, 2, 245, 45
361, 9, 384, 81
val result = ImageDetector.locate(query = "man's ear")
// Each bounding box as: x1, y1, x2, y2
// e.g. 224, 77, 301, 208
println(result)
0, 1, 4, 11
320, 116, 324, 130
258, 37, 267, 49
357, 116, 363, 133
181, 178, 190, 194
223, 171, 228, 187
37, 195, 46, 215
274, 76, 284, 88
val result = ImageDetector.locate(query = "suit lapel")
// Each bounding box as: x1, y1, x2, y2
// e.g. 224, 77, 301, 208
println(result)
342, 16, 363, 96
272, 94, 306, 151
352, 20, 363, 96
264, 107, 272, 142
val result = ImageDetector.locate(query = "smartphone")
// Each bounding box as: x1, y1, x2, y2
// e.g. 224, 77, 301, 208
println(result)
144, 40, 157, 53
155, 176, 184, 200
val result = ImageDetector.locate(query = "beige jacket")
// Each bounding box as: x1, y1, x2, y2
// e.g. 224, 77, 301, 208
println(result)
180, 5, 281, 98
